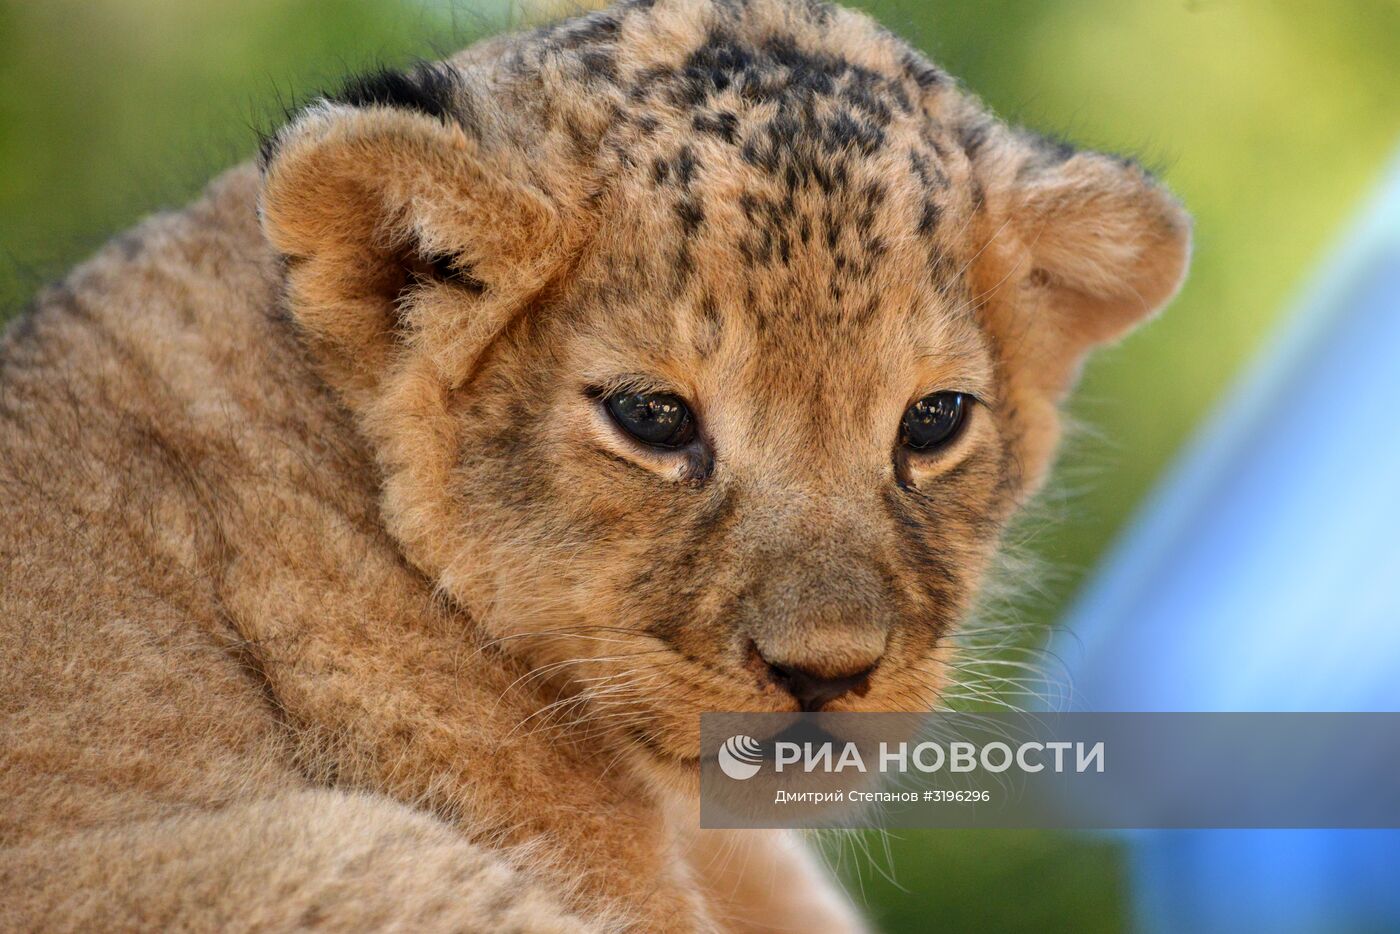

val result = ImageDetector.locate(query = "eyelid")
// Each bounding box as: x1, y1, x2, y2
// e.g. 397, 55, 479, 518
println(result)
911, 389, 989, 409
959, 391, 989, 409
584, 374, 685, 400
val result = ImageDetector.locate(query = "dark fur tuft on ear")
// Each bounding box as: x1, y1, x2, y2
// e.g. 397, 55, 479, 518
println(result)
330, 62, 465, 125
258, 62, 467, 170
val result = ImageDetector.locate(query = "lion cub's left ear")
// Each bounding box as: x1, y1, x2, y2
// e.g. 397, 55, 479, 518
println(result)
259, 64, 570, 410
973, 140, 1192, 402
963, 131, 1191, 490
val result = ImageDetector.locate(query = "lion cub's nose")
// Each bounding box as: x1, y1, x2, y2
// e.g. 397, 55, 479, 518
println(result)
763, 658, 878, 712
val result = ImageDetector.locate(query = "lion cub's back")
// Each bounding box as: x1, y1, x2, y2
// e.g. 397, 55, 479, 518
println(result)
0, 167, 303, 844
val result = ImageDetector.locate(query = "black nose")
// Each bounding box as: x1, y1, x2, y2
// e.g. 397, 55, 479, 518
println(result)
765, 660, 877, 712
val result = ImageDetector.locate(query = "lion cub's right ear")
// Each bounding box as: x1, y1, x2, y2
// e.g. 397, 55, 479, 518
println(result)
258, 64, 569, 410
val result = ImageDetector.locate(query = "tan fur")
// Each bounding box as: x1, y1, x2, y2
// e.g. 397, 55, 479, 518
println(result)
0, 1, 1188, 930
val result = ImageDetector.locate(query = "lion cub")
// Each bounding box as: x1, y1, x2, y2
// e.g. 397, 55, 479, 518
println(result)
0, 0, 1187, 930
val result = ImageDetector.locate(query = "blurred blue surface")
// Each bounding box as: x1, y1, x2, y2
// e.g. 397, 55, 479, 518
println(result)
1057, 148, 1400, 933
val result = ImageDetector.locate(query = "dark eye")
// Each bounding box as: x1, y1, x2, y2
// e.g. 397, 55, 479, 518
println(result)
900, 392, 969, 452
604, 392, 696, 449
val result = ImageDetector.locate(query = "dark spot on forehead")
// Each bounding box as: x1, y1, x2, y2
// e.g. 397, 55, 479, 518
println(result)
675, 145, 700, 188
695, 292, 723, 358
918, 200, 942, 236
693, 110, 740, 144
824, 111, 884, 156
579, 49, 618, 83
908, 147, 946, 190
674, 197, 706, 236
563, 8, 978, 322
901, 50, 947, 90
955, 117, 993, 160
551, 10, 621, 48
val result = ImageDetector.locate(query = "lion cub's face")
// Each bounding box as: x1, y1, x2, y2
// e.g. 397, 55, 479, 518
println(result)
451, 134, 1009, 753
259, 0, 1189, 779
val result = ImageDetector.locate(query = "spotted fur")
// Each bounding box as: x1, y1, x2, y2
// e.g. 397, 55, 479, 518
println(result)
0, 1, 1188, 930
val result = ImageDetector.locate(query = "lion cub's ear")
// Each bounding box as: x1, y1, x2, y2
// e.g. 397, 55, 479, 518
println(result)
964, 132, 1191, 489
258, 64, 569, 409
974, 141, 1192, 401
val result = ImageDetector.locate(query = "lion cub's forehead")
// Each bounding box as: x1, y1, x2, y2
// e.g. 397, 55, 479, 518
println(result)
528, 3, 990, 381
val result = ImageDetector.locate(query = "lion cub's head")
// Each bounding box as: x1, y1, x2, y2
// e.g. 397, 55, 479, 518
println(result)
259, 0, 1188, 779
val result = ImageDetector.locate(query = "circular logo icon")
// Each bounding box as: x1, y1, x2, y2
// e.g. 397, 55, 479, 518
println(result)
718, 734, 764, 780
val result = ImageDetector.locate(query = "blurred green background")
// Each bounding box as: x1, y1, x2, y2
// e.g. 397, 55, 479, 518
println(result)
3, 1, 1398, 931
